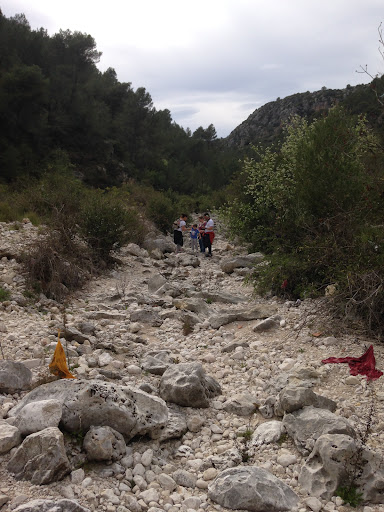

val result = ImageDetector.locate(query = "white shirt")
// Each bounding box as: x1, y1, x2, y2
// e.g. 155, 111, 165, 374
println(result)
178, 220, 186, 232
205, 219, 214, 232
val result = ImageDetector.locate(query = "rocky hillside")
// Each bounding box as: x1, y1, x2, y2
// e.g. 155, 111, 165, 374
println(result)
224, 85, 361, 148
1, 220, 384, 512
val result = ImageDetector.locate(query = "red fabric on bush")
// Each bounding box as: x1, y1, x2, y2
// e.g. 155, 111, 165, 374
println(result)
322, 345, 382, 380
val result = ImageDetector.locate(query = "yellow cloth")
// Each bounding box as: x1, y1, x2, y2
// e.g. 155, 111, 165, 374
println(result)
49, 337, 75, 379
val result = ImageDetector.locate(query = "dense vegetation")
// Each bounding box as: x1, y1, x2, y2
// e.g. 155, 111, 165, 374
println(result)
222, 106, 384, 335
0, 10, 239, 194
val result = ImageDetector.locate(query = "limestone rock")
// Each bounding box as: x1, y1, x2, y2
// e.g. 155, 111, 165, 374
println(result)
8, 379, 168, 441
7, 427, 71, 484
13, 499, 90, 512
13, 399, 62, 435
277, 386, 337, 415
159, 362, 221, 408
130, 307, 163, 327
0, 420, 22, 454
154, 407, 188, 441
208, 466, 299, 511
223, 393, 259, 416
251, 420, 283, 446
299, 433, 384, 503
209, 306, 276, 329
282, 406, 356, 455
141, 350, 173, 375
83, 425, 126, 462
220, 253, 264, 274
0, 360, 32, 393
253, 315, 282, 332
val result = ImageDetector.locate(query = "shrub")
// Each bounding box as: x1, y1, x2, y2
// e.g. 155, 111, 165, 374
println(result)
22, 230, 94, 302
145, 193, 177, 233
80, 191, 144, 259
222, 106, 384, 334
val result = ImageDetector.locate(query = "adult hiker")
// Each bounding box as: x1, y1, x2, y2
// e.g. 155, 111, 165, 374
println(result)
173, 213, 188, 254
203, 212, 215, 257
197, 215, 206, 253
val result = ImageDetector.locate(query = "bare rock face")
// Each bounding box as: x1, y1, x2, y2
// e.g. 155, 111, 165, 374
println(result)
8, 379, 168, 441
7, 427, 71, 484
208, 466, 299, 511
83, 425, 126, 462
0, 360, 32, 394
159, 362, 222, 408
13, 499, 90, 511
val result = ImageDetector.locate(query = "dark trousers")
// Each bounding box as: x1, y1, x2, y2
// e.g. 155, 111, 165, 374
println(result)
204, 233, 212, 254
199, 237, 205, 252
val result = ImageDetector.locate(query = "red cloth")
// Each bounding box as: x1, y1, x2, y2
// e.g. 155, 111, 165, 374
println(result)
322, 345, 382, 380
207, 232, 215, 243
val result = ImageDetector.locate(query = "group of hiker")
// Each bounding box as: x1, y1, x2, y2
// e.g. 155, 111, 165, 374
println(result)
173, 212, 214, 257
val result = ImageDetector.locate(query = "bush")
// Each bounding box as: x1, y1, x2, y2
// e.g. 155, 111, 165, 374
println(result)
222, 107, 384, 334
145, 193, 177, 233
22, 230, 94, 302
80, 191, 144, 259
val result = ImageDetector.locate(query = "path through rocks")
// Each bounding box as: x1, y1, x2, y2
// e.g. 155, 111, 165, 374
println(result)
1, 219, 384, 512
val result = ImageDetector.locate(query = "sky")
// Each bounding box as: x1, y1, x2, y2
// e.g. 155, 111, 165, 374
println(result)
2, 0, 384, 138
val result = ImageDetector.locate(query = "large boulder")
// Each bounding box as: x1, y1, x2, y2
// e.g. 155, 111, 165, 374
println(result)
7, 427, 71, 484
8, 379, 168, 441
143, 236, 174, 254
208, 466, 299, 511
159, 362, 221, 408
282, 406, 356, 455
299, 433, 384, 503
220, 253, 264, 274
0, 360, 32, 394
14, 499, 90, 512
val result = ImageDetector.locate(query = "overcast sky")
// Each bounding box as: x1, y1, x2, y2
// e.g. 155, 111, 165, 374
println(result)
2, 0, 384, 137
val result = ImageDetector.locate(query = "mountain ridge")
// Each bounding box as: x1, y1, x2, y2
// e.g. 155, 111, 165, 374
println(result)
224, 83, 366, 148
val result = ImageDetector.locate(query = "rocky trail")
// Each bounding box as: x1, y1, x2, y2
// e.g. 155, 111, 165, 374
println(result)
1, 219, 384, 512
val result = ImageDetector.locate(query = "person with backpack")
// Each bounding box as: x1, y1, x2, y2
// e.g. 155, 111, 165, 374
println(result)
173, 214, 188, 254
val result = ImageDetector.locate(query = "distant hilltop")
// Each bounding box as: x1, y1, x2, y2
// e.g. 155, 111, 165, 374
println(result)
224, 83, 376, 148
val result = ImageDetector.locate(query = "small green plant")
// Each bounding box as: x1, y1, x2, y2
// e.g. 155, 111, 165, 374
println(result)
206, 298, 213, 304
235, 426, 254, 463
237, 429, 253, 442
0, 287, 11, 302
277, 433, 288, 445
336, 485, 363, 508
